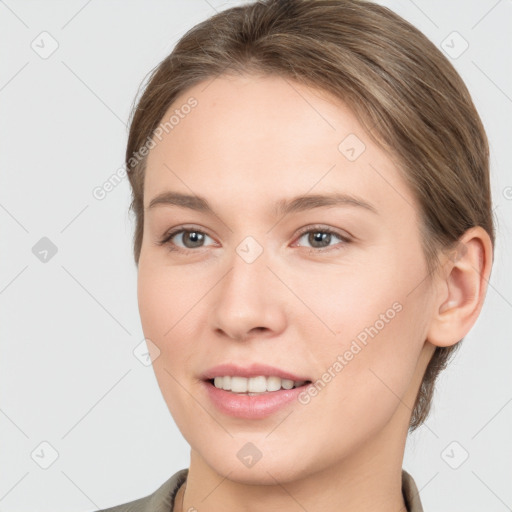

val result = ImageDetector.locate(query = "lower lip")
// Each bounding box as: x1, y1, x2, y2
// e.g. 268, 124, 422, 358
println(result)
203, 380, 311, 419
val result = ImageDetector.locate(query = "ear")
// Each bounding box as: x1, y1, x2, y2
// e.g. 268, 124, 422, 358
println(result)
426, 226, 493, 348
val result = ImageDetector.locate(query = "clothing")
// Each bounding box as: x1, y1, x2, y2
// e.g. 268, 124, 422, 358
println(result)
98, 468, 424, 512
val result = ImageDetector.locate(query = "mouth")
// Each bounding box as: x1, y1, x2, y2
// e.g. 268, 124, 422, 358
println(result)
205, 376, 313, 396
199, 363, 314, 416
202, 376, 314, 419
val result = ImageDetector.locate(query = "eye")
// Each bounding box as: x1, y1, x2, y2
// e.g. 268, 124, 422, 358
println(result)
157, 224, 351, 255
293, 225, 350, 252
157, 227, 216, 254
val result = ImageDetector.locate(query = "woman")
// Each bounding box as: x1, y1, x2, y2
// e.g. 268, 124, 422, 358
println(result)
100, 0, 494, 510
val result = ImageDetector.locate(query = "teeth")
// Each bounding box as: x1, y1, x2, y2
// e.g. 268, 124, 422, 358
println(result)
231, 376, 248, 392
212, 376, 307, 393
221, 375, 231, 391
267, 376, 282, 392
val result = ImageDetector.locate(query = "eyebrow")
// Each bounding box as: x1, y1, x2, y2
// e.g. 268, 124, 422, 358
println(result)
147, 191, 378, 217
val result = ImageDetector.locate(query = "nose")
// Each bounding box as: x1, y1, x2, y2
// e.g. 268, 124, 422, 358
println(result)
209, 247, 287, 342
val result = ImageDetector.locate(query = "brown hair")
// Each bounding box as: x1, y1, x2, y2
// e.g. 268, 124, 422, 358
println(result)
125, 0, 495, 431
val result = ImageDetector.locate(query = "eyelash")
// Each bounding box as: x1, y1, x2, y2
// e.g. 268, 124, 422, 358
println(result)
156, 224, 351, 255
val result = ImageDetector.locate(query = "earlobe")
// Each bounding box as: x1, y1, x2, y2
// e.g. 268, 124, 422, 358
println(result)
426, 226, 493, 348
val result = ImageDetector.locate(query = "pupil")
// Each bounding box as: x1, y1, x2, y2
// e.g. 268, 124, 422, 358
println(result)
310, 231, 330, 248
185, 231, 203, 248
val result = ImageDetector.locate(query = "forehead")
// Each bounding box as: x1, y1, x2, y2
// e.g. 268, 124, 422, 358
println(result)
143, 73, 416, 219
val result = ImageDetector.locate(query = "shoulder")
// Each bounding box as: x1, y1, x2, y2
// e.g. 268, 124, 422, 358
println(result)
402, 469, 424, 512
97, 468, 420, 511
97, 468, 188, 512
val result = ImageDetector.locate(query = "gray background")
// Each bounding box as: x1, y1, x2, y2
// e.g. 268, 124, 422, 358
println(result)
0, 0, 511, 510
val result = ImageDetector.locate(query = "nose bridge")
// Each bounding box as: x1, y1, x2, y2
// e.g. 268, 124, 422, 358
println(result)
210, 234, 285, 340
221, 235, 271, 309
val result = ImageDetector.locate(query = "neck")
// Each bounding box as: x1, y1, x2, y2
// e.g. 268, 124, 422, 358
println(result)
173, 480, 186, 512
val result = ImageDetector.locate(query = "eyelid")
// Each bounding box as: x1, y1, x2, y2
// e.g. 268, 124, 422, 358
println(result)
293, 224, 352, 243
157, 223, 352, 254
157, 225, 217, 250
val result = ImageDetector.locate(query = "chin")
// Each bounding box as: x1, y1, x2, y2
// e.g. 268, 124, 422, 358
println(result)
193, 436, 320, 485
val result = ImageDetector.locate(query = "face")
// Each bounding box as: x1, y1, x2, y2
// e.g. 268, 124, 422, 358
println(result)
138, 73, 436, 484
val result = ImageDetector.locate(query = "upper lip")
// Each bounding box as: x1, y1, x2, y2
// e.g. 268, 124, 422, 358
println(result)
201, 363, 311, 382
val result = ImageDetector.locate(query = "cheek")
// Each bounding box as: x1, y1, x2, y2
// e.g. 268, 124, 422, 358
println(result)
137, 259, 196, 340
136, 261, 205, 388
299, 307, 425, 453
136, 263, 199, 425
136, 263, 189, 375
297, 252, 428, 410
289, 255, 414, 346
137, 264, 167, 342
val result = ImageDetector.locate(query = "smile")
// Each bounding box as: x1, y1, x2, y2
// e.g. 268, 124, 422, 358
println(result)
210, 375, 309, 394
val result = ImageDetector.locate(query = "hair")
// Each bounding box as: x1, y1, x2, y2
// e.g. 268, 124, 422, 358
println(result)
124, 0, 495, 432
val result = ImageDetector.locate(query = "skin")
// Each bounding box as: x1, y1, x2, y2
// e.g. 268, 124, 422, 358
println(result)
137, 73, 492, 512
